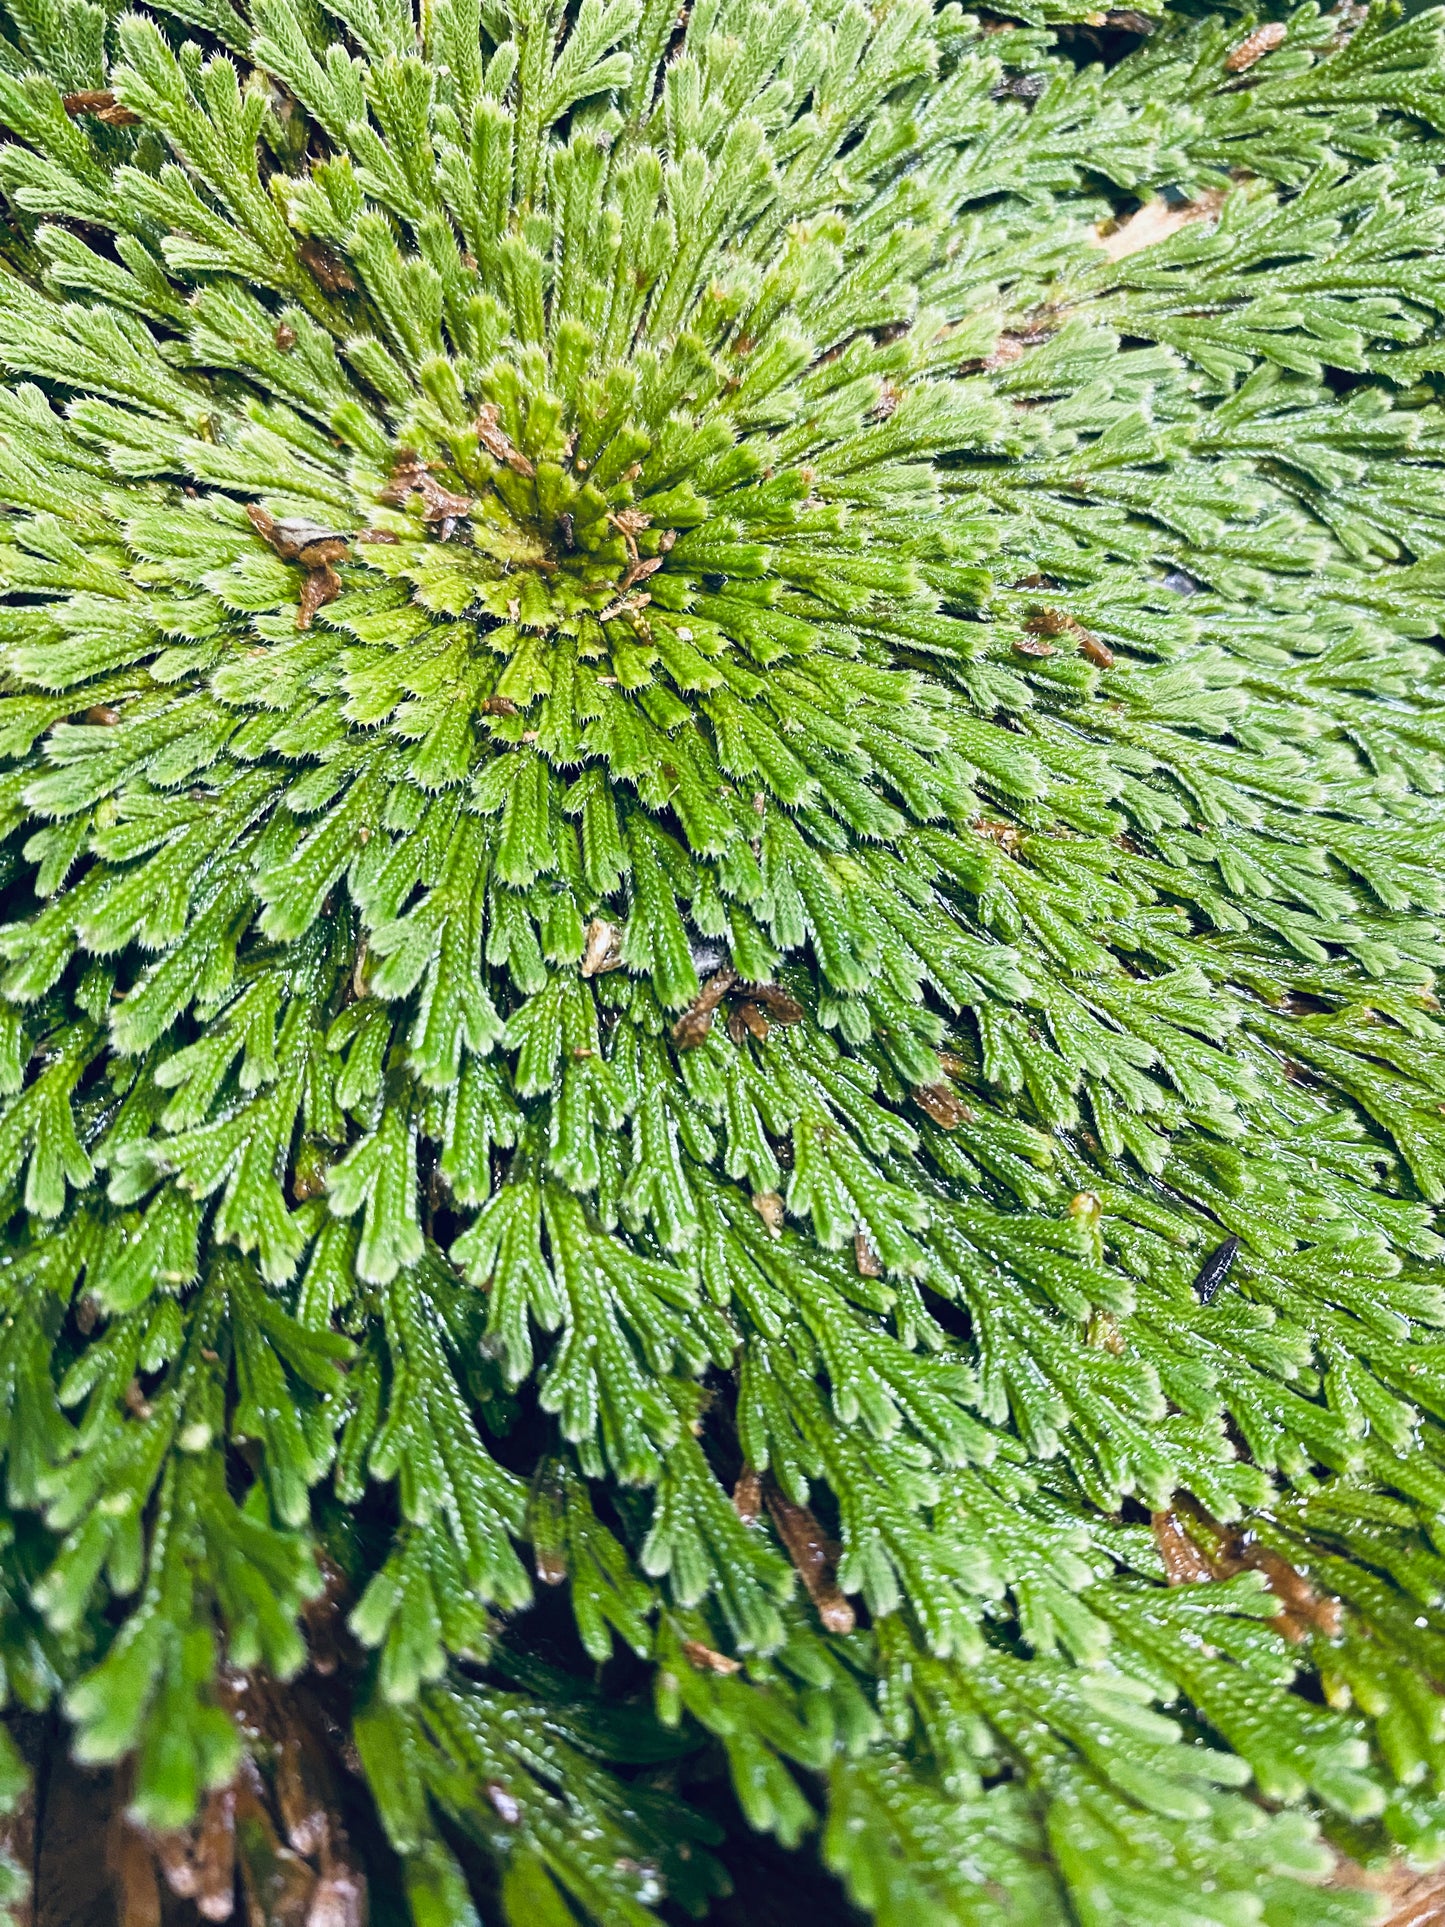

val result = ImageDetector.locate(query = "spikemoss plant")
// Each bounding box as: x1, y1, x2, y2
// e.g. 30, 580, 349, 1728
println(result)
0, 0, 1443, 1917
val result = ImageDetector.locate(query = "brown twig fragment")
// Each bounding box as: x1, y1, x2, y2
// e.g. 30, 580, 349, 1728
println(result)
108, 1810, 163, 1926
763, 1477, 855, 1633
1154, 1502, 1343, 1641
1152, 1510, 1216, 1585
732, 1465, 764, 1524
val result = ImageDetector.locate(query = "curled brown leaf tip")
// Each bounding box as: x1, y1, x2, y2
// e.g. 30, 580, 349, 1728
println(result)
1078, 632, 1115, 668
62, 88, 140, 124
1225, 20, 1286, 69
671, 966, 738, 1048
297, 563, 341, 629
1088, 1308, 1125, 1354
380, 456, 473, 522
620, 553, 665, 592
674, 973, 801, 1049
246, 505, 350, 630
475, 403, 536, 477
1025, 606, 1111, 665
974, 818, 1021, 852
727, 1002, 770, 1044
871, 378, 903, 421
854, 1230, 883, 1277
598, 590, 652, 623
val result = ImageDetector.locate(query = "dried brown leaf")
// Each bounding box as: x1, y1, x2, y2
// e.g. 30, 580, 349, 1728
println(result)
297, 563, 341, 630
475, 404, 536, 477
62, 88, 140, 124
298, 238, 356, 295
671, 967, 738, 1049
727, 1002, 770, 1044
1093, 189, 1225, 261
682, 1640, 742, 1675
914, 1082, 966, 1129
742, 982, 803, 1024
619, 553, 664, 593
751, 1191, 784, 1237
1078, 632, 1115, 668
1225, 20, 1286, 69
581, 919, 625, 977
379, 458, 472, 523
1152, 1510, 1215, 1585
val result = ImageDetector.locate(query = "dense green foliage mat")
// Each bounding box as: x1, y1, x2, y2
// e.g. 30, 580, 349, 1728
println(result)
0, 0, 1443, 1916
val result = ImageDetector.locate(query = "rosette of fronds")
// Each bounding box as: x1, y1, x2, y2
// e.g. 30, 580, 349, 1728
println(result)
0, 0, 1444, 1917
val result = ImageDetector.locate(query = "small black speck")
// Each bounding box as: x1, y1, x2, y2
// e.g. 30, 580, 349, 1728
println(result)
1193, 1235, 1239, 1305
